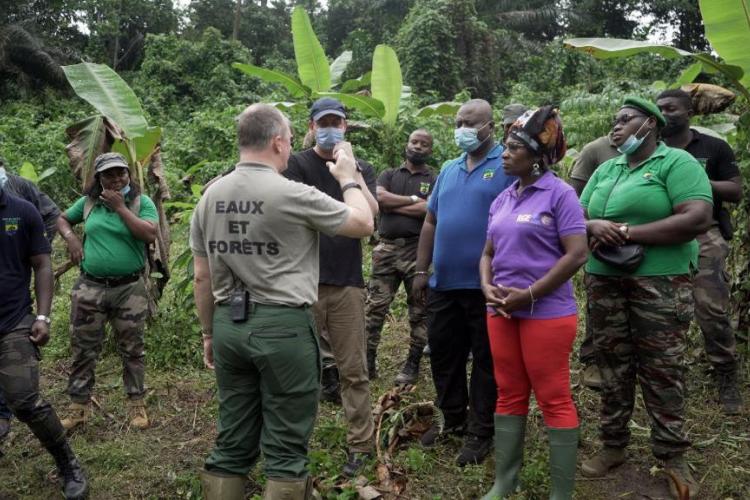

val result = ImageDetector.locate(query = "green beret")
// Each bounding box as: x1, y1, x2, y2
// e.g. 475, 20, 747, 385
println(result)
621, 96, 667, 127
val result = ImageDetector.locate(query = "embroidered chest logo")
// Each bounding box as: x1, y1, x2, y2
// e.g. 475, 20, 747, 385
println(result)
540, 214, 553, 226
643, 172, 653, 180
2, 217, 20, 235
419, 182, 430, 194
516, 213, 553, 226
482, 169, 494, 180
516, 214, 533, 223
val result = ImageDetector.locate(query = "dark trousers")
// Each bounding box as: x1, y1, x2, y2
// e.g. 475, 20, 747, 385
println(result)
426, 288, 496, 438
0, 391, 11, 420
0, 317, 66, 449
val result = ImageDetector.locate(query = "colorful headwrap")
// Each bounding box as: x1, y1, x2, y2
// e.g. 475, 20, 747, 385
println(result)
508, 105, 567, 166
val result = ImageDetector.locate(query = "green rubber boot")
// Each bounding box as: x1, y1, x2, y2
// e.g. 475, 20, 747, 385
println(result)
264, 476, 313, 500
547, 427, 579, 500
481, 414, 526, 500
199, 468, 246, 500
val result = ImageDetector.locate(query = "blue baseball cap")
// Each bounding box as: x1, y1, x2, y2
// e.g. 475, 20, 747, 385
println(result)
310, 97, 346, 121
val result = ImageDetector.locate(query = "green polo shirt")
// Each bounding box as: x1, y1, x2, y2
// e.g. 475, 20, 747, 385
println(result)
65, 194, 158, 277
580, 142, 712, 276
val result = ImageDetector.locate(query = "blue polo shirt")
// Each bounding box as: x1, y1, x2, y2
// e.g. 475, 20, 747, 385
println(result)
0, 188, 51, 334
427, 144, 514, 290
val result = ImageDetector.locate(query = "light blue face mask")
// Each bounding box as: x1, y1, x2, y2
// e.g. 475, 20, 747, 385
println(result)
120, 184, 131, 197
0, 167, 7, 189
315, 127, 344, 151
454, 122, 490, 153
617, 120, 651, 155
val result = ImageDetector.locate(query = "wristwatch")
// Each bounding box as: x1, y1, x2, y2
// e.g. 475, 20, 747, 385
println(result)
341, 182, 362, 193
410, 195, 419, 204
35, 314, 51, 325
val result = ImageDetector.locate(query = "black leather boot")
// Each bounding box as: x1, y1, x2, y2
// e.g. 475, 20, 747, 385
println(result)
395, 344, 422, 385
47, 440, 89, 499
320, 366, 342, 405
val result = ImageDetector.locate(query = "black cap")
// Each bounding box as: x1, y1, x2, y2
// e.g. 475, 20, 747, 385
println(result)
310, 97, 346, 121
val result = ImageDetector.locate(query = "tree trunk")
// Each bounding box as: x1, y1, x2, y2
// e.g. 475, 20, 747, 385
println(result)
232, 0, 242, 41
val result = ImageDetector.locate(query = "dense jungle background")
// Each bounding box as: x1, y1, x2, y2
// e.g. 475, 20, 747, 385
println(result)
1, 0, 749, 498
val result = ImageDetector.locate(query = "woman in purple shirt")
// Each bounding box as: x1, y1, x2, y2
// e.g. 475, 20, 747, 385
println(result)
478, 106, 588, 500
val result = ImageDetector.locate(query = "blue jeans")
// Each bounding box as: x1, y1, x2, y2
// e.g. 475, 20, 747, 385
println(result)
0, 391, 12, 419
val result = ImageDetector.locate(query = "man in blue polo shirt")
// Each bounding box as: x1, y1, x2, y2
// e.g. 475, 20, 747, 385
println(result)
0, 182, 88, 499
413, 99, 514, 465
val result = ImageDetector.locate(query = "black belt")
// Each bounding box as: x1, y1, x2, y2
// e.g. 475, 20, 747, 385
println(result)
380, 236, 420, 247
82, 271, 142, 287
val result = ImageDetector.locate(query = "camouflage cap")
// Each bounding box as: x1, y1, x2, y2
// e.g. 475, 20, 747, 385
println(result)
94, 152, 129, 173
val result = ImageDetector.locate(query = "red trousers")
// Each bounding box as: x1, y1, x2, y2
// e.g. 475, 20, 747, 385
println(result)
487, 314, 578, 428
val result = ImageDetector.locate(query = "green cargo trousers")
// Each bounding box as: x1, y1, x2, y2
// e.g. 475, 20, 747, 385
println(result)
205, 304, 320, 479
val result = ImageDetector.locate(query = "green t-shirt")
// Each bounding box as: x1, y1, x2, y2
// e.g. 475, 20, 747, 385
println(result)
580, 142, 713, 276
65, 194, 158, 277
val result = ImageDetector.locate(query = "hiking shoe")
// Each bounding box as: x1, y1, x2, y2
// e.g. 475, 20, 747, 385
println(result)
663, 456, 700, 499
582, 364, 603, 390
127, 399, 150, 429
61, 402, 90, 431
581, 446, 626, 477
342, 452, 371, 478
716, 370, 744, 415
456, 434, 493, 466
419, 422, 466, 448
0, 418, 9, 440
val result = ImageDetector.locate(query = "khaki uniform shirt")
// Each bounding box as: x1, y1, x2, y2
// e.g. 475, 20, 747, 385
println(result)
190, 162, 349, 306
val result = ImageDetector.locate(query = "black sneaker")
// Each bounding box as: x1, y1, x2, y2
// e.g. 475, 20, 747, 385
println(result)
342, 451, 371, 478
419, 422, 466, 448
456, 434, 492, 466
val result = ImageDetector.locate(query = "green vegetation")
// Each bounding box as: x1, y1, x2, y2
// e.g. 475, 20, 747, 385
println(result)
1, 0, 749, 498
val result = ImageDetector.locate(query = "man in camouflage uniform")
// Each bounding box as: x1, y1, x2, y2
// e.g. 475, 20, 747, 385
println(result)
0, 179, 88, 499
657, 89, 744, 414
365, 129, 436, 384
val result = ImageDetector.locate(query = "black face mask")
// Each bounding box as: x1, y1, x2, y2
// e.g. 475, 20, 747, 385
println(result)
661, 116, 689, 138
405, 149, 430, 165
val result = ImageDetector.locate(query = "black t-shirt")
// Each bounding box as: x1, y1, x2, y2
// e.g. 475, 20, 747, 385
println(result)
684, 130, 740, 238
284, 148, 377, 287
0, 189, 51, 334
377, 164, 436, 239
5, 173, 61, 243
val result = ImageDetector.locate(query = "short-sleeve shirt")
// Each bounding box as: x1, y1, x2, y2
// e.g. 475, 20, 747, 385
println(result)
190, 162, 349, 306
487, 171, 586, 318
376, 164, 436, 239
5, 173, 61, 242
427, 144, 514, 290
684, 129, 740, 238
0, 189, 51, 334
569, 134, 619, 183
64, 194, 158, 277
580, 142, 713, 276
284, 148, 377, 288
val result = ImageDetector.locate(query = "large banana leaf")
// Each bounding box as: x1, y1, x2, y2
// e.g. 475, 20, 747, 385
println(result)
318, 92, 385, 119
416, 101, 462, 118
62, 63, 148, 138
371, 45, 402, 126
330, 51, 352, 87
112, 126, 162, 167
699, 0, 750, 87
340, 72, 371, 93
291, 6, 331, 93
64, 115, 123, 187
564, 38, 749, 100
233, 63, 309, 98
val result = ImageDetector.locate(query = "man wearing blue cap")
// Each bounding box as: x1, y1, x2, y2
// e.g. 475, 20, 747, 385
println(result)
284, 97, 379, 476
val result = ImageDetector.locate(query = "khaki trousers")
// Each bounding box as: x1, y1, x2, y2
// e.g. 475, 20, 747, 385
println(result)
313, 285, 374, 452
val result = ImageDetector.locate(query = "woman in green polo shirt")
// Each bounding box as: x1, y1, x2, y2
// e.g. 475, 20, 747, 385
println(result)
57, 153, 159, 432
579, 97, 712, 499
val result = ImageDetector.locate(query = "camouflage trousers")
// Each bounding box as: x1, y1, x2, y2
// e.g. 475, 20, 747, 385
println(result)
365, 240, 427, 352
586, 274, 693, 459
67, 275, 149, 403
0, 316, 66, 448
694, 227, 737, 374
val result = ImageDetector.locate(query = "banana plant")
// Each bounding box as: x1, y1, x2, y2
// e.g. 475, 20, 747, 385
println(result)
233, 6, 357, 101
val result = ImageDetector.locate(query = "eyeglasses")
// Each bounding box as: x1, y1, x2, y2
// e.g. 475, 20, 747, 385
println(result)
612, 113, 648, 128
